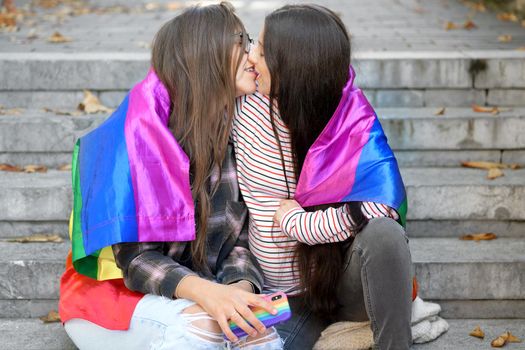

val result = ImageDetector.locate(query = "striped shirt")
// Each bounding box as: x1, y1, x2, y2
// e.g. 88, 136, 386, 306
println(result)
232, 92, 398, 293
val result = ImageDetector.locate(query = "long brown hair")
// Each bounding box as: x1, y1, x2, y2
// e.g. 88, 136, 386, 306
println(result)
264, 4, 368, 317
151, 2, 247, 270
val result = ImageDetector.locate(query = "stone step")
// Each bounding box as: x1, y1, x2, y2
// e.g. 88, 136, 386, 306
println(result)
1, 319, 76, 350
1, 318, 524, 350
2, 219, 525, 240
1, 168, 524, 223
1, 238, 524, 304
1, 87, 524, 109
1, 52, 523, 92
411, 319, 525, 350
0, 108, 524, 167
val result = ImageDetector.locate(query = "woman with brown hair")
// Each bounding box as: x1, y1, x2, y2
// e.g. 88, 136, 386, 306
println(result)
59, 2, 283, 349
232, 4, 413, 349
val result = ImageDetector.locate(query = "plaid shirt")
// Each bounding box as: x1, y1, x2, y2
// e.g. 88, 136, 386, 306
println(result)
112, 144, 264, 298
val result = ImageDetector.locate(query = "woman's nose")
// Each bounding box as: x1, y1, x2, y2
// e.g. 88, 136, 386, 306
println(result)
248, 47, 257, 65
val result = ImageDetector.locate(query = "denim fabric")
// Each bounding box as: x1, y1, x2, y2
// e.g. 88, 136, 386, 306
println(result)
64, 294, 283, 350
275, 217, 413, 350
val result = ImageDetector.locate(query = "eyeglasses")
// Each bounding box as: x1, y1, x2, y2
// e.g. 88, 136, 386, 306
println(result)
233, 32, 253, 54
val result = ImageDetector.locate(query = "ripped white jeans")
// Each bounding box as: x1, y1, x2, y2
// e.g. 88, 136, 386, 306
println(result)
64, 294, 283, 350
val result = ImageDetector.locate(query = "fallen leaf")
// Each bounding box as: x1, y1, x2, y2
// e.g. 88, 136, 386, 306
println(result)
434, 107, 446, 116
491, 334, 507, 347
498, 34, 512, 43
522, 20, 525, 28
507, 332, 522, 343
0, 12, 16, 27
517, 47, 525, 51
461, 161, 521, 170
23, 164, 48, 173
0, 163, 22, 172
78, 90, 112, 114
42, 107, 83, 116
463, 20, 477, 30
7, 233, 63, 243
165, 2, 183, 10
472, 104, 499, 114
58, 164, 72, 171
469, 325, 485, 339
40, 310, 61, 323
36, 0, 60, 9
460, 233, 497, 241
47, 31, 71, 43
0, 107, 23, 115
145, 2, 161, 10
487, 168, 504, 180
444, 21, 458, 30
497, 13, 518, 22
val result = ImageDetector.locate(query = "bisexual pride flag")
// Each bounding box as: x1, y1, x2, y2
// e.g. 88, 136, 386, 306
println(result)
294, 66, 407, 225
70, 70, 195, 281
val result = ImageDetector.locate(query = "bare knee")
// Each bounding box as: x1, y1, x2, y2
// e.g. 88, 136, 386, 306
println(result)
182, 304, 223, 343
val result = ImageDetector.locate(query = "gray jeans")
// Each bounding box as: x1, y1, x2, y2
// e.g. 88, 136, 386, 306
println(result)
276, 217, 413, 350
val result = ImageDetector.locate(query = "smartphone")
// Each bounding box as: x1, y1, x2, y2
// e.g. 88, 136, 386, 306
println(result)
228, 291, 292, 339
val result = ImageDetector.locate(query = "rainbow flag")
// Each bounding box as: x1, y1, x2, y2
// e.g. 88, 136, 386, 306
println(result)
70, 69, 195, 281
294, 66, 407, 226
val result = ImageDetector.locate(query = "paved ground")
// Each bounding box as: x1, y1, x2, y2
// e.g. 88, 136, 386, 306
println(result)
1, 0, 525, 53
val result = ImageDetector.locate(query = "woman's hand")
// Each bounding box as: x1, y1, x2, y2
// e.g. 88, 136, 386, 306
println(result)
176, 276, 277, 342
273, 199, 302, 226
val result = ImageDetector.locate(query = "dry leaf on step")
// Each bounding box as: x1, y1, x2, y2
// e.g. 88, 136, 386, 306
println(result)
0, 12, 16, 27
0, 163, 23, 172
491, 335, 507, 347
460, 233, 497, 241
463, 20, 477, 30
507, 332, 522, 343
434, 107, 446, 116
7, 233, 63, 243
58, 164, 72, 171
78, 90, 112, 114
40, 310, 61, 323
497, 13, 518, 22
469, 326, 485, 339
444, 21, 458, 30
47, 31, 72, 43
24, 164, 48, 173
498, 35, 512, 43
472, 104, 499, 114
165, 2, 183, 10
461, 161, 521, 170
42, 107, 82, 116
487, 168, 504, 180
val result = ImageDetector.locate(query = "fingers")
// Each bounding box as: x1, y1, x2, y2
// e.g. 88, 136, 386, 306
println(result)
249, 295, 278, 316
217, 316, 238, 343
236, 304, 266, 334
230, 311, 257, 338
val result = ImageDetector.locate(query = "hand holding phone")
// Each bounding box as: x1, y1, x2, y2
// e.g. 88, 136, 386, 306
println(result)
229, 291, 292, 339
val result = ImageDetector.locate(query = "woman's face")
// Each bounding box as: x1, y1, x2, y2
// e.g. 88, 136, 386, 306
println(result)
249, 28, 271, 95
234, 36, 258, 97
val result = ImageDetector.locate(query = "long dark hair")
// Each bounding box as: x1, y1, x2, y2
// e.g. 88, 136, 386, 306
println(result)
151, 2, 247, 270
264, 4, 368, 317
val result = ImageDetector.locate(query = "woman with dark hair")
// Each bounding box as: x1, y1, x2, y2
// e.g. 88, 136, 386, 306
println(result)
58, 3, 284, 349
232, 4, 412, 349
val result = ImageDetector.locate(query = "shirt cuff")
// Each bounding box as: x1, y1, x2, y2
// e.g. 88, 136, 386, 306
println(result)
280, 207, 305, 236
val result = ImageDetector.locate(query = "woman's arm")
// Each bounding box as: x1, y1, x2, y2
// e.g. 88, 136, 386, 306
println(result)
274, 199, 399, 245
112, 242, 196, 298
215, 218, 265, 294
113, 241, 276, 342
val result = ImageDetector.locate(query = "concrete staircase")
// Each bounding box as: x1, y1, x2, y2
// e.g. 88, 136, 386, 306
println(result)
1, 0, 525, 348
